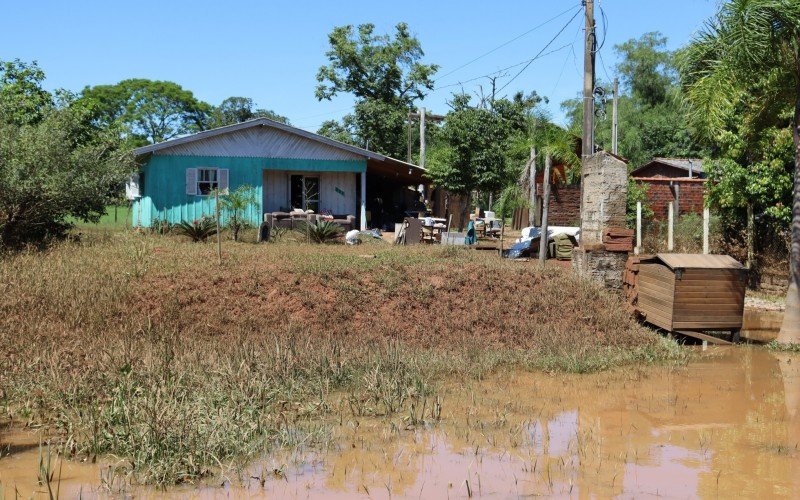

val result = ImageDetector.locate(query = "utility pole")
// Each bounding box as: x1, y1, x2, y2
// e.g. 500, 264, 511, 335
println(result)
419, 106, 426, 169
407, 115, 413, 163
579, 0, 596, 236
581, 0, 596, 163
612, 77, 619, 155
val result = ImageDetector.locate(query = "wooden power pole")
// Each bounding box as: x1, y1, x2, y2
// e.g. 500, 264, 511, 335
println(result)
612, 77, 619, 155
419, 106, 426, 169
581, 0, 596, 163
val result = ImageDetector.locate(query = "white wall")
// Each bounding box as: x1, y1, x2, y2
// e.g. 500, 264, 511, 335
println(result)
262, 170, 356, 216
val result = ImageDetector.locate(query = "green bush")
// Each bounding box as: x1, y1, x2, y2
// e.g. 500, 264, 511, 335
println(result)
299, 220, 343, 243
174, 217, 217, 242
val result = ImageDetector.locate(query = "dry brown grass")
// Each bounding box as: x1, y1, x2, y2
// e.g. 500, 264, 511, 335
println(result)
0, 233, 679, 485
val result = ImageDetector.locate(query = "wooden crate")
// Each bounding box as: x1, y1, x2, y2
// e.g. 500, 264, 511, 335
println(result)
631, 253, 746, 334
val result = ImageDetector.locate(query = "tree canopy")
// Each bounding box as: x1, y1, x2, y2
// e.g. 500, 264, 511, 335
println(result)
0, 60, 134, 249
315, 23, 438, 157
562, 32, 706, 167
80, 79, 210, 145
207, 96, 289, 128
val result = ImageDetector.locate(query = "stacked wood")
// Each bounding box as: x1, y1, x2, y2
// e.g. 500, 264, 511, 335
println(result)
603, 227, 634, 252
623, 256, 642, 315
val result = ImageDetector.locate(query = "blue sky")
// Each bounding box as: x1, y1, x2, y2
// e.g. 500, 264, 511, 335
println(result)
2, 0, 719, 130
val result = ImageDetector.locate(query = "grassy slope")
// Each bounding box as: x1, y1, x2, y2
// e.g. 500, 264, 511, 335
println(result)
0, 233, 680, 485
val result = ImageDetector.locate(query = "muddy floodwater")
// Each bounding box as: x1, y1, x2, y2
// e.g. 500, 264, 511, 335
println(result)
2, 347, 799, 498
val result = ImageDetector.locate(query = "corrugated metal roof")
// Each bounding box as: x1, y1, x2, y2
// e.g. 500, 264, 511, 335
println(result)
653, 158, 704, 172
630, 157, 704, 177
151, 125, 364, 161
133, 118, 386, 161
654, 253, 744, 270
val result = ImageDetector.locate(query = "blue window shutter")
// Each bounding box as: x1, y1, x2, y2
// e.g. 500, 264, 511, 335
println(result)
219, 168, 230, 194
186, 168, 197, 195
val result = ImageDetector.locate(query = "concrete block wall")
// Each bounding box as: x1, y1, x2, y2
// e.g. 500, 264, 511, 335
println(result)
580, 152, 628, 245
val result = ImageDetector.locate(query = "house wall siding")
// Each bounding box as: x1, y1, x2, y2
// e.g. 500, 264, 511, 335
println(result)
262, 170, 357, 215
132, 155, 365, 227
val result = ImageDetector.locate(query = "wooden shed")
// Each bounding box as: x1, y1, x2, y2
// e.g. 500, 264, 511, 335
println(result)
628, 254, 746, 341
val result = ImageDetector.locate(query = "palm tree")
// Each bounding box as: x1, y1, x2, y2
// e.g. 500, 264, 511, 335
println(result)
680, 0, 800, 343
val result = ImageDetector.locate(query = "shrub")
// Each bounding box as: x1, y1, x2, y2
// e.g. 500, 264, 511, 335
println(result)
174, 217, 217, 242
299, 220, 343, 243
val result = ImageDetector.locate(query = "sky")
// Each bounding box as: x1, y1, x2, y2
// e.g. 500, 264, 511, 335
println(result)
2, 0, 720, 131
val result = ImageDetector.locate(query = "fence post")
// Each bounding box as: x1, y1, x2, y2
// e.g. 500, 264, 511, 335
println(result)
635, 201, 642, 255
667, 202, 674, 252
703, 206, 710, 254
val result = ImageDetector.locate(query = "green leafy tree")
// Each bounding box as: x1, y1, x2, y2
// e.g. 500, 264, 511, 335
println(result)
315, 23, 438, 157
81, 79, 211, 145
562, 32, 706, 167
0, 65, 134, 249
426, 92, 542, 226
0, 59, 52, 125
680, 0, 800, 343
208, 96, 289, 128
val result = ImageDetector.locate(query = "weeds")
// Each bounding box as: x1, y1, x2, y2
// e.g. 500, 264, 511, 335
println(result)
0, 233, 678, 486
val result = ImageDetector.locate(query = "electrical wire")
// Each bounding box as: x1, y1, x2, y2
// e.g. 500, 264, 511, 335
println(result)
494, 6, 583, 96
433, 3, 583, 82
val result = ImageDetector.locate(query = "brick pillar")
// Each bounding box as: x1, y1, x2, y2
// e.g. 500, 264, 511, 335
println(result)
573, 151, 629, 289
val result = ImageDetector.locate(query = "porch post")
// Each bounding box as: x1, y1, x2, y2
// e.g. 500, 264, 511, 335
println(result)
360, 170, 367, 230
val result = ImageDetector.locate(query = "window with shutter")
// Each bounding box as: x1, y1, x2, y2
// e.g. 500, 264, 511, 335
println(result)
218, 169, 229, 194
196, 168, 218, 195
186, 168, 198, 195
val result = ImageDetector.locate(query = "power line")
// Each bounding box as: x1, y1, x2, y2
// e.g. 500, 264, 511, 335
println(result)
433, 4, 583, 82
494, 6, 583, 95
433, 42, 573, 91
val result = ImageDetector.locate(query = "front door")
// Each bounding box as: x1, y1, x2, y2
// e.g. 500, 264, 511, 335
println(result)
290, 175, 320, 213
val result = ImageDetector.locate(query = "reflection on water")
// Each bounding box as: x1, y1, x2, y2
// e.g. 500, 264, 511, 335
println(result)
2, 347, 798, 498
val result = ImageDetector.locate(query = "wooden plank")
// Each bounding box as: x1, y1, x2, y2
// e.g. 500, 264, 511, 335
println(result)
673, 303, 744, 312
674, 284, 743, 292
673, 321, 742, 329
673, 330, 733, 345
639, 278, 675, 293
643, 314, 672, 331
672, 291, 747, 299
680, 270, 743, 280
674, 296, 745, 304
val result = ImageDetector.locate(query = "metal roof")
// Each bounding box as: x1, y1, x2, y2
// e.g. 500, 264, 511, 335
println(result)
630, 157, 704, 177
653, 253, 744, 270
133, 118, 421, 170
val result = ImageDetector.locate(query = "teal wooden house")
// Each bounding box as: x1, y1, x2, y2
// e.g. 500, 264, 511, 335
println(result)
128, 118, 425, 230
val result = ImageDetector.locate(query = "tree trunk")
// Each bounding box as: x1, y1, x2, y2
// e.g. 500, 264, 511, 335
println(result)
539, 155, 552, 266
459, 192, 472, 232
777, 93, 800, 344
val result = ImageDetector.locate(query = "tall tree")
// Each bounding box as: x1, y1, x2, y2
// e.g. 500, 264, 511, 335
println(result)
81, 79, 210, 145
207, 96, 289, 128
562, 32, 706, 167
681, 0, 800, 343
425, 92, 542, 225
0, 62, 134, 249
315, 23, 438, 157
0, 59, 52, 125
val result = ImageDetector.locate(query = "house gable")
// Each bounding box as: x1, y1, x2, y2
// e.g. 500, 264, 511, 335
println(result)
149, 124, 365, 161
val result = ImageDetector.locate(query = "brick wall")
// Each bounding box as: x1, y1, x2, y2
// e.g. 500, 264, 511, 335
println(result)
535, 184, 581, 226
634, 177, 707, 220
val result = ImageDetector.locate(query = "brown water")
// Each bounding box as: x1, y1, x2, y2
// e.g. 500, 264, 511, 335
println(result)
2, 347, 799, 498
